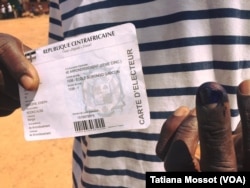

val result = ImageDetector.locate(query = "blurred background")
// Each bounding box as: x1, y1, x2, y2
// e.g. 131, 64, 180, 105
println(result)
0, 2, 74, 187
1, 0, 49, 19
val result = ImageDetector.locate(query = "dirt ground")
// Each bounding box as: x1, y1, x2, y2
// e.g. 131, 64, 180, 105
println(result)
0, 15, 74, 188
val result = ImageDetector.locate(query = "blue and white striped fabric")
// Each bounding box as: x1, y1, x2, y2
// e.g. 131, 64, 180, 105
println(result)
48, 0, 250, 187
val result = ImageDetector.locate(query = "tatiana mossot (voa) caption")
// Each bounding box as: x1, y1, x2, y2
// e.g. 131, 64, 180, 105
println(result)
146, 172, 249, 187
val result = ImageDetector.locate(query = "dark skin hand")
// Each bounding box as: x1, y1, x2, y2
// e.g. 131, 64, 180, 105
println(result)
0, 33, 39, 116
156, 80, 250, 172
0, 33, 249, 171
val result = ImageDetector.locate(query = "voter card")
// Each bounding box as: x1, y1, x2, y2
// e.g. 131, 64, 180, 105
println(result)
19, 23, 150, 141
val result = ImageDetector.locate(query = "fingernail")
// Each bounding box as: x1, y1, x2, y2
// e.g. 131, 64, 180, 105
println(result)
190, 108, 196, 116
196, 82, 228, 108
20, 74, 36, 90
238, 80, 250, 95
174, 106, 190, 116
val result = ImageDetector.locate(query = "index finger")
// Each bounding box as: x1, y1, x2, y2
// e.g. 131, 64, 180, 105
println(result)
237, 79, 250, 171
196, 82, 237, 172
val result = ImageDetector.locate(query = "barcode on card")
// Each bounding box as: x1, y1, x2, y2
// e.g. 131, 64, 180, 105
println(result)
74, 118, 105, 132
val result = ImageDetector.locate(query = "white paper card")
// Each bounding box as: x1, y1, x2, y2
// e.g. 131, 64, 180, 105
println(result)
19, 23, 150, 141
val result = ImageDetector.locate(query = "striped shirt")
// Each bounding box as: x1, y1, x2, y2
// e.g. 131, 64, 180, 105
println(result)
48, 0, 250, 187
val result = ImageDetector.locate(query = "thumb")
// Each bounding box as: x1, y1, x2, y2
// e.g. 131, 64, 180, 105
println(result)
156, 107, 200, 171
0, 33, 39, 91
